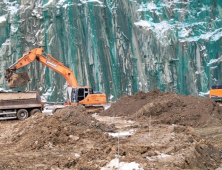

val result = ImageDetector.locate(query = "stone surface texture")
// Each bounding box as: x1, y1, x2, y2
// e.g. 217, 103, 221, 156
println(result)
0, 0, 222, 102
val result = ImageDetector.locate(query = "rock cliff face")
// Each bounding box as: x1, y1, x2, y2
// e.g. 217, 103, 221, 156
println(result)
0, 0, 222, 102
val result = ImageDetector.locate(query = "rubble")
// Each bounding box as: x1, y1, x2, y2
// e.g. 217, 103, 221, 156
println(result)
7, 72, 30, 88
0, 91, 221, 169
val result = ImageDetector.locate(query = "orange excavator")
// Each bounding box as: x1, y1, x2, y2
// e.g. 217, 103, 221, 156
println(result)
5, 48, 106, 108
209, 84, 222, 101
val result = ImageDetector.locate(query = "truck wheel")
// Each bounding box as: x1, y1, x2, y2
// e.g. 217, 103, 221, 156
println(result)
30, 109, 41, 116
17, 109, 29, 120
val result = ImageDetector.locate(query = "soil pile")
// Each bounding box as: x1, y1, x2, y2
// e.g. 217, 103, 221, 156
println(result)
101, 89, 222, 127
101, 89, 166, 117
119, 125, 222, 170
7, 72, 30, 88
0, 105, 222, 169
7, 105, 116, 151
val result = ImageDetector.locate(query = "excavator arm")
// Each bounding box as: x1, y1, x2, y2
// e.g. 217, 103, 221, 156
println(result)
5, 48, 78, 88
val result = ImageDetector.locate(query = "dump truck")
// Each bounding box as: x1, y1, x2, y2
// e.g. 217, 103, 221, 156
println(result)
0, 91, 43, 120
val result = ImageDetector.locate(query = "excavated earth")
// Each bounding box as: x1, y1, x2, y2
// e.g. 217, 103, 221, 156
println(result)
101, 89, 222, 127
7, 72, 30, 88
0, 89, 222, 169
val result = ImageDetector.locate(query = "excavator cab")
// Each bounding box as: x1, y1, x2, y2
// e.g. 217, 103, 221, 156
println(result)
70, 88, 92, 103
210, 84, 222, 101
67, 87, 106, 105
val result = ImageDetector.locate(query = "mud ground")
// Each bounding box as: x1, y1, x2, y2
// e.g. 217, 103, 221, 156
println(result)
0, 89, 222, 170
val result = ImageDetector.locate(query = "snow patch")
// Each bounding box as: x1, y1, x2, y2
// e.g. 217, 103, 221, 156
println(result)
101, 158, 144, 170
0, 88, 12, 92
41, 96, 47, 102
200, 46, 206, 51
108, 129, 135, 138
43, 0, 53, 7
57, 0, 66, 6
1, 39, 10, 46
0, 16, 6, 24
156, 153, 171, 159
146, 153, 171, 161
137, 2, 158, 12
134, 20, 151, 29
124, 120, 135, 124
207, 58, 222, 66
199, 91, 209, 97
11, 25, 18, 33
200, 5, 211, 11
195, 71, 204, 75
7, 6, 19, 15
134, 20, 172, 38
48, 36, 55, 46
56, 0, 72, 9
146, 157, 155, 161
135, 14, 222, 43
104, 104, 111, 110
110, 95, 114, 100
180, 28, 222, 42
63, 4, 69, 9
75, 153, 80, 158
31, 9, 43, 19
210, 66, 217, 70
42, 105, 67, 115
179, 27, 192, 38
42, 87, 54, 100
42, 109, 53, 115
80, 0, 103, 5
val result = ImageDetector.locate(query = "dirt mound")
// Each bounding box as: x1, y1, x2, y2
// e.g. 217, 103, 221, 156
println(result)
101, 89, 222, 127
101, 89, 165, 117
119, 125, 222, 170
7, 105, 116, 151
53, 105, 116, 132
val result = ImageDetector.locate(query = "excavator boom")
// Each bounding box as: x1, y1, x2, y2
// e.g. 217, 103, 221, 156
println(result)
5, 48, 78, 88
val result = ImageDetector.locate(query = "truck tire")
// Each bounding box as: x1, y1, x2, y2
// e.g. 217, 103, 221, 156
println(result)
17, 109, 29, 120
30, 109, 41, 116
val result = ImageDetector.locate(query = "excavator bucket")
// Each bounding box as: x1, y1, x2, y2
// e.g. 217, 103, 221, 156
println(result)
7, 72, 30, 88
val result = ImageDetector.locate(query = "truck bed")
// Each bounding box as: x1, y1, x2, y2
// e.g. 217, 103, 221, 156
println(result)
0, 99, 42, 110
0, 91, 42, 110
0, 92, 36, 101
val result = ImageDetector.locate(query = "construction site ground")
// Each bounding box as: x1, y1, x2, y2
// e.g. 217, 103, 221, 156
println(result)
1, 89, 222, 170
